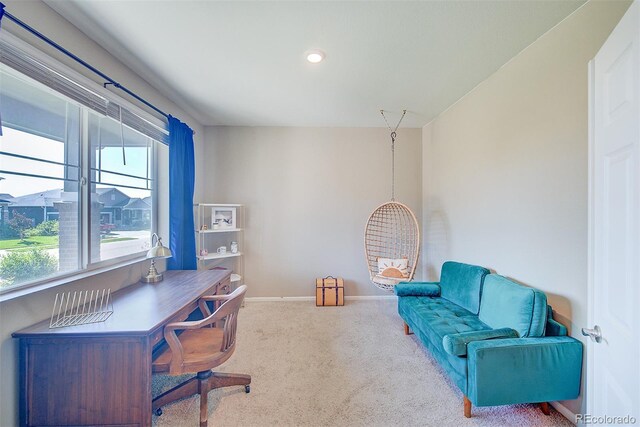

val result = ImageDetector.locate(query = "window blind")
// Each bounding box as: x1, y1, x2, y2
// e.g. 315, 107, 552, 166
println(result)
0, 36, 169, 144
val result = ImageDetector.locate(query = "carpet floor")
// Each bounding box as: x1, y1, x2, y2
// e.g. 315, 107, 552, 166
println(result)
152, 299, 573, 427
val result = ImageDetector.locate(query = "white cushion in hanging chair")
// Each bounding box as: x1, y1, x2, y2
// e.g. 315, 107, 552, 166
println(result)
377, 257, 409, 278
364, 201, 420, 292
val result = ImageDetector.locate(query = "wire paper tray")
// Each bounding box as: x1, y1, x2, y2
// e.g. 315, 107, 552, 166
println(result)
49, 289, 114, 329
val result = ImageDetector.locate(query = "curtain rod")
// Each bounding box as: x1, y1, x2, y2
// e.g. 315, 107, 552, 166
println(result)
1, 6, 174, 124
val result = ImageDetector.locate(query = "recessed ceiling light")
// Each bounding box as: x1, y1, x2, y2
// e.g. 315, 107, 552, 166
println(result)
306, 49, 325, 63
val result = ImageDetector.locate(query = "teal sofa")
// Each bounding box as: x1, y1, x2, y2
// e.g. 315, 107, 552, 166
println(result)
395, 261, 582, 417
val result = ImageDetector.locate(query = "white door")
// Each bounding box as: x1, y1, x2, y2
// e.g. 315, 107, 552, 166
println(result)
588, 0, 639, 422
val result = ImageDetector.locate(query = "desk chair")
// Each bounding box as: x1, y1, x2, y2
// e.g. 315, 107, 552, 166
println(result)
152, 285, 251, 427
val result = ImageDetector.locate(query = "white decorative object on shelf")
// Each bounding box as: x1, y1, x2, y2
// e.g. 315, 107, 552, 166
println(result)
212, 207, 236, 229
49, 289, 113, 329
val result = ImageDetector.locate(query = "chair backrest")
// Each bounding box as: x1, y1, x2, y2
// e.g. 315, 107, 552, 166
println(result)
212, 285, 246, 353
163, 285, 247, 375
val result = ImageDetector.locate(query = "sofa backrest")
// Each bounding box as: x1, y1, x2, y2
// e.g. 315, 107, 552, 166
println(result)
439, 261, 490, 314
478, 274, 547, 337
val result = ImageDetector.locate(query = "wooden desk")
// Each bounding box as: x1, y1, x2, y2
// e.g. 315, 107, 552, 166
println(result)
13, 269, 231, 427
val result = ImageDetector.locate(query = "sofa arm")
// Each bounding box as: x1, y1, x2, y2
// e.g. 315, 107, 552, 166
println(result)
545, 318, 568, 336
443, 328, 519, 356
467, 336, 583, 407
394, 282, 441, 297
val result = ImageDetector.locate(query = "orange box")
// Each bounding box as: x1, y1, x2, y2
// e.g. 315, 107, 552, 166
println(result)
315, 276, 344, 306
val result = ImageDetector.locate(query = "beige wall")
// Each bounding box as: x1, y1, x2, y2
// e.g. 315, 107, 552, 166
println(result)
421, 0, 631, 415
204, 126, 422, 298
0, 1, 205, 424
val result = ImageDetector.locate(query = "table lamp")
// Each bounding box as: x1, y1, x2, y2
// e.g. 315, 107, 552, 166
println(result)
142, 233, 173, 283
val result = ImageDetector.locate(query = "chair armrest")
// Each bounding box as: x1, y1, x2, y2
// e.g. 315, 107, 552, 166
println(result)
466, 336, 583, 406
164, 320, 206, 332
442, 328, 518, 356
198, 294, 231, 317
394, 282, 441, 297
200, 294, 233, 302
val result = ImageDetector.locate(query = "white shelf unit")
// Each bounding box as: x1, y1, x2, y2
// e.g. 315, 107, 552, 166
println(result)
197, 228, 243, 234
196, 251, 243, 261
194, 204, 244, 288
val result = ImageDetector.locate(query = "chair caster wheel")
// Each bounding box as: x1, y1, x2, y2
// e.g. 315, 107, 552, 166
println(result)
154, 408, 163, 416
245, 385, 250, 393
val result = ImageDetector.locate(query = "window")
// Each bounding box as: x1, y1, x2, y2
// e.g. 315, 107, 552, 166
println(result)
89, 112, 153, 263
0, 37, 166, 292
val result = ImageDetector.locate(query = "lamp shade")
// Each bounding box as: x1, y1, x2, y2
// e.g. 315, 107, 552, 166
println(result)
146, 234, 173, 259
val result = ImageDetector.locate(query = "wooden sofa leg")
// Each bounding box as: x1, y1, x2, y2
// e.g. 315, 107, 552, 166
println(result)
540, 402, 550, 415
463, 396, 472, 418
403, 322, 413, 335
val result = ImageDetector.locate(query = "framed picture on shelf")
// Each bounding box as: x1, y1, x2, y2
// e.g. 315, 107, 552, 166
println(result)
212, 207, 236, 229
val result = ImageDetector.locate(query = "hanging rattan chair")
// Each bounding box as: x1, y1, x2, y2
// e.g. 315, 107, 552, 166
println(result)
364, 201, 420, 291
364, 110, 421, 291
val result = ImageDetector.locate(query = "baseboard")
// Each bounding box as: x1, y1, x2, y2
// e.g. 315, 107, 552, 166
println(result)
245, 296, 315, 302
245, 295, 396, 302
551, 401, 576, 425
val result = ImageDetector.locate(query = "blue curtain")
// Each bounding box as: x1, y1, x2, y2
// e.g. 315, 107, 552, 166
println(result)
167, 115, 197, 270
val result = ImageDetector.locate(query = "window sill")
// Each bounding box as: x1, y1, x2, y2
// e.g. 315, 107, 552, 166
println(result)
0, 255, 149, 303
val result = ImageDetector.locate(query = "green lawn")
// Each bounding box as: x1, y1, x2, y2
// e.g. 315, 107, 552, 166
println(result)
0, 236, 59, 251
0, 236, 137, 251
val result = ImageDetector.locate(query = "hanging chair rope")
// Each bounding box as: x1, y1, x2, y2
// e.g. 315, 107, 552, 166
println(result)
364, 110, 420, 292
380, 109, 406, 201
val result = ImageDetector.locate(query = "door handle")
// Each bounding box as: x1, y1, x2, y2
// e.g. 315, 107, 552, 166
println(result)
581, 325, 602, 343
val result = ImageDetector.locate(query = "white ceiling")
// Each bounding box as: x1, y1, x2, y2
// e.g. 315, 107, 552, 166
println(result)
45, 0, 585, 128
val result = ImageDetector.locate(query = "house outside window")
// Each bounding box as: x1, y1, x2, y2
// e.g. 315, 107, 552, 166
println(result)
0, 36, 167, 292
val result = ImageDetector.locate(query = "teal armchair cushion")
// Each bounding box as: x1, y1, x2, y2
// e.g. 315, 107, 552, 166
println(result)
439, 262, 490, 314
442, 328, 519, 356
395, 282, 441, 297
478, 275, 547, 337
467, 336, 583, 406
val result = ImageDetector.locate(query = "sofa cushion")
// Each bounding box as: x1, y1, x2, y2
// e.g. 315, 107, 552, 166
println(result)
398, 296, 490, 344
478, 275, 547, 337
439, 261, 490, 314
